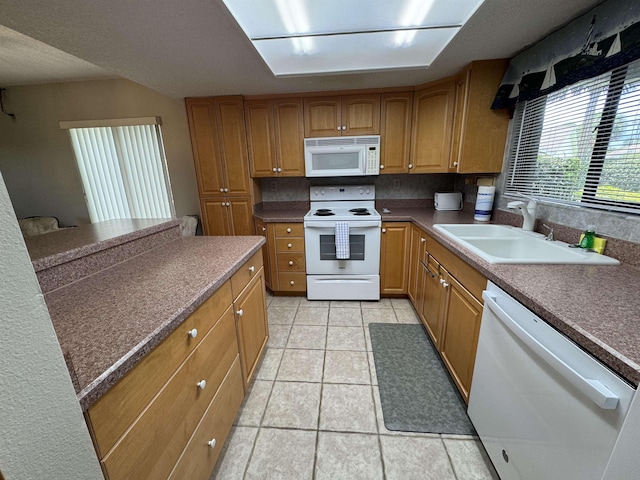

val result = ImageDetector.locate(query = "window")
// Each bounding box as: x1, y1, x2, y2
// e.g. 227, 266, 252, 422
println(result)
505, 59, 640, 214
60, 118, 175, 222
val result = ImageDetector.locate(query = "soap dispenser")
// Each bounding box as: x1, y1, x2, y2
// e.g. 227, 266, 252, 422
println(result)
580, 225, 596, 249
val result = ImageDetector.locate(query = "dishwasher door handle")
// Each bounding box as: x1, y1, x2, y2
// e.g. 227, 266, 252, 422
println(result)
482, 291, 620, 410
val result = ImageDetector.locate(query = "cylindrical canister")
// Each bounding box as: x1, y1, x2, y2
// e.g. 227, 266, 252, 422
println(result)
474, 186, 496, 221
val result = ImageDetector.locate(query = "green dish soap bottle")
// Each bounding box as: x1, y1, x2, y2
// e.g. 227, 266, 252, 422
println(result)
580, 225, 596, 249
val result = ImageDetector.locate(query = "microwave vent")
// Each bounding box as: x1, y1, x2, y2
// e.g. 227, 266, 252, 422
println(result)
305, 136, 380, 148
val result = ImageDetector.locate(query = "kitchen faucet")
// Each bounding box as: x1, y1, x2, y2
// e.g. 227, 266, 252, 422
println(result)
506, 194, 537, 231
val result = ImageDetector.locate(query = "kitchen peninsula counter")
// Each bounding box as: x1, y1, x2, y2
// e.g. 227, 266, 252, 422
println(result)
255, 205, 640, 387
42, 227, 265, 410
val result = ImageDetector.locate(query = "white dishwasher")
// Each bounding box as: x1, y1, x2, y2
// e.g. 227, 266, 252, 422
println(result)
468, 282, 635, 480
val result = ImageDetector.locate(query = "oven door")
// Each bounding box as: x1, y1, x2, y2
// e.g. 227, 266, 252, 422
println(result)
304, 220, 381, 275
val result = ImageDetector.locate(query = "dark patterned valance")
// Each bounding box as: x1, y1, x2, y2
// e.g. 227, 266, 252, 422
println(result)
492, 0, 640, 110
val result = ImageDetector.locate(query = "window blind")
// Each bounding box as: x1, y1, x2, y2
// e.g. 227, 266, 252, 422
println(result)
505, 58, 640, 214
68, 124, 174, 222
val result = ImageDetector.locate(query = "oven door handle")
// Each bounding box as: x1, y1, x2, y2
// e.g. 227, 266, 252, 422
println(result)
304, 220, 381, 228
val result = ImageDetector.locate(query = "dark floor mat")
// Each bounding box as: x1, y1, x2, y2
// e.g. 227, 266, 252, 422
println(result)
369, 323, 475, 434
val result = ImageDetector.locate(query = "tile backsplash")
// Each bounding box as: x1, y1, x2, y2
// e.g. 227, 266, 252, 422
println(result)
261, 174, 456, 203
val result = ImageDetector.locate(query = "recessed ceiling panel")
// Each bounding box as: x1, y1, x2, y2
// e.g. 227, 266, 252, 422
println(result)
221, 0, 485, 75
253, 28, 460, 76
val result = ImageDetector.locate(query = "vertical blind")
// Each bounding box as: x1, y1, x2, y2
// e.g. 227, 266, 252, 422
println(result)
67, 123, 174, 222
505, 58, 640, 214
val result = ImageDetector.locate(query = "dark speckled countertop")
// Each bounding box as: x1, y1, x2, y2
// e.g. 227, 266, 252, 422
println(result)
254, 206, 640, 387
45, 235, 265, 410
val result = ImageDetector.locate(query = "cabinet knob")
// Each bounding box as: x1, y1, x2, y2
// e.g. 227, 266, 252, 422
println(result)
197, 380, 207, 390
219, 188, 224, 192
336, 126, 341, 131
226, 202, 230, 207
287, 243, 292, 248
224, 188, 229, 193
382, 228, 387, 233
453, 161, 458, 167
290, 280, 295, 285
221, 202, 225, 206
380, 165, 384, 170
262, 226, 266, 231
441, 280, 449, 288
408, 163, 413, 169
249, 265, 255, 273
342, 125, 347, 130
208, 438, 217, 449
421, 237, 426, 243
187, 328, 198, 339
272, 167, 277, 172
277, 167, 282, 172
286, 228, 291, 233
236, 309, 243, 317
288, 260, 294, 266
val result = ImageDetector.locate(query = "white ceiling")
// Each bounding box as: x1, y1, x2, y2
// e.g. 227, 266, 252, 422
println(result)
0, 0, 603, 99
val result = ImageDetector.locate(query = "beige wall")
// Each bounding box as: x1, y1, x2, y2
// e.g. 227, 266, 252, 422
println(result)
0, 172, 104, 479
0, 78, 199, 226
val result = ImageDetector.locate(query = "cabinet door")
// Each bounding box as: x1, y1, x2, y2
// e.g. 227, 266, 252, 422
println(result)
451, 59, 510, 174
380, 222, 410, 295
186, 98, 225, 196
245, 100, 276, 177
421, 258, 444, 348
213, 96, 252, 195
342, 94, 380, 135
380, 92, 413, 174
407, 225, 425, 308
304, 97, 341, 137
228, 197, 254, 236
449, 71, 469, 172
200, 198, 231, 236
254, 218, 272, 290
439, 273, 483, 403
410, 82, 455, 173
234, 269, 268, 390
273, 98, 305, 176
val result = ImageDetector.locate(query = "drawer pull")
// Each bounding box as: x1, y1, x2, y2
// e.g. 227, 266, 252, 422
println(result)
382, 228, 387, 233
236, 309, 244, 317
421, 237, 426, 243
287, 243, 292, 248
249, 265, 255, 273
262, 226, 266, 232
197, 380, 207, 390
272, 167, 277, 172
290, 280, 295, 286
208, 438, 217, 449
187, 328, 198, 339
286, 228, 291, 233
288, 260, 294, 266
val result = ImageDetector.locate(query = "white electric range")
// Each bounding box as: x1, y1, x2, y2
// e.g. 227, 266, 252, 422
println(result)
303, 185, 381, 300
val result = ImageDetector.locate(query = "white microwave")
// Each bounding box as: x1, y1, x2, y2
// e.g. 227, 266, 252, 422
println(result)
304, 136, 380, 177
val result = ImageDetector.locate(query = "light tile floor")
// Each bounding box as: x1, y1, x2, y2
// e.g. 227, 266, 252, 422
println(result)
212, 293, 499, 480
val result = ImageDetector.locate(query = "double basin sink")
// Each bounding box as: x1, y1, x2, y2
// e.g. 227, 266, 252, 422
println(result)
433, 224, 620, 265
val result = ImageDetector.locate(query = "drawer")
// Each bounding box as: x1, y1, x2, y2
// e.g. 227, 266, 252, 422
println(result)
101, 307, 238, 480
275, 237, 305, 252
276, 252, 306, 272
275, 223, 304, 237
231, 250, 264, 299
168, 358, 244, 480
277, 272, 307, 292
87, 282, 233, 456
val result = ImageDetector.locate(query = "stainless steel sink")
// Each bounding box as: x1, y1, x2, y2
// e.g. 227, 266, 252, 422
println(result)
433, 224, 620, 265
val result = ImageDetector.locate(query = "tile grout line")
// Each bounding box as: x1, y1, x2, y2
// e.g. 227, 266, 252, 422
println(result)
311, 305, 330, 480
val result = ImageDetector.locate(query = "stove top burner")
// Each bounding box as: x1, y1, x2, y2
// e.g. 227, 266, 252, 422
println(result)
314, 209, 335, 216
349, 208, 368, 213
352, 211, 371, 216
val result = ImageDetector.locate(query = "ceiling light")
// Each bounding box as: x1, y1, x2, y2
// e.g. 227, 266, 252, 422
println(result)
221, 0, 485, 76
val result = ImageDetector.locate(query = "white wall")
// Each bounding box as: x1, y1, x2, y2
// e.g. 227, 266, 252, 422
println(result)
0, 79, 199, 226
0, 172, 103, 479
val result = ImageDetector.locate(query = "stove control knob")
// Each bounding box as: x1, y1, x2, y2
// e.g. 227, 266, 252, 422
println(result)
359, 188, 364, 194
366, 188, 370, 194
321, 189, 325, 195
314, 189, 319, 196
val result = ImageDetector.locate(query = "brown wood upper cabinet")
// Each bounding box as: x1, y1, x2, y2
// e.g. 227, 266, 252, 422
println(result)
449, 59, 510, 173
304, 94, 380, 137
379, 92, 413, 174
409, 81, 455, 173
245, 98, 305, 177
186, 96, 252, 196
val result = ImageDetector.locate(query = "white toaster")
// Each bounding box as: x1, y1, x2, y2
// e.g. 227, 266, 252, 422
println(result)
434, 192, 463, 211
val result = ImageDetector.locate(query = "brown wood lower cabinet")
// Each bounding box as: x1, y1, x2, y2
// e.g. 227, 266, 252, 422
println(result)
265, 222, 306, 293
407, 226, 486, 404
201, 197, 253, 236
380, 222, 410, 295
85, 253, 268, 480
